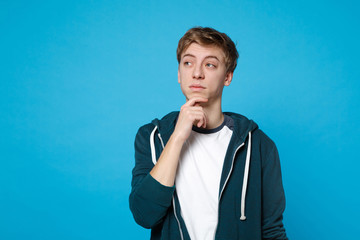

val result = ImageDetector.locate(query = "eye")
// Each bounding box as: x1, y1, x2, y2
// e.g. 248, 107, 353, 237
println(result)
206, 63, 216, 68
184, 61, 192, 66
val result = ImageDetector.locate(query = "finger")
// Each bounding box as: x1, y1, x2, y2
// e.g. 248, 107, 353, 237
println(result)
192, 110, 207, 128
197, 118, 204, 128
198, 113, 206, 128
181, 104, 203, 111
189, 112, 204, 123
193, 112, 207, 128
181, 105, 203, 110
186, 106, 204, 111
185, 97, 208, 107
190, 109, 207, 128
203, 114, 207, 128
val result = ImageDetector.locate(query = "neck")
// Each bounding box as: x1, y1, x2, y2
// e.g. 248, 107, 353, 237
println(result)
202, 98, 224, 129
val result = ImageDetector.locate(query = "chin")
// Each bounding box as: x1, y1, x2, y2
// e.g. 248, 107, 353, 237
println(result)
185, 95, 201, 102
187, 92, 206, 98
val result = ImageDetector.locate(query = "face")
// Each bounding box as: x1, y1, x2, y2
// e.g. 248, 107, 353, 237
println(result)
178, 43, 233, 104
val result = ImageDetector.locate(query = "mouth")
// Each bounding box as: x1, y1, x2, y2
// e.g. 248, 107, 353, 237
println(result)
189, 84, 205, 91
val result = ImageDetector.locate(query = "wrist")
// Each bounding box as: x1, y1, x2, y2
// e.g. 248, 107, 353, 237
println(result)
170, 132, 187, 145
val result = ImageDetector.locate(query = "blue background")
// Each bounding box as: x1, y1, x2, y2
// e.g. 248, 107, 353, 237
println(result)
1, 0, 359, 239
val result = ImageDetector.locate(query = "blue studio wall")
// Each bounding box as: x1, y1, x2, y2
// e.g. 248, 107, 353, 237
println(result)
1, 1, 359, 239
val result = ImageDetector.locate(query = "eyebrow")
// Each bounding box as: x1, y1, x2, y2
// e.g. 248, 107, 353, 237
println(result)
182, 54, 220, 61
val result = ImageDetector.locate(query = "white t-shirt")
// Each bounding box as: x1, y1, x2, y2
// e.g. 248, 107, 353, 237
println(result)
175, 115, 234, 240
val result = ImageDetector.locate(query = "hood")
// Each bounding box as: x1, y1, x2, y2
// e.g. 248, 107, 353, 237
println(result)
223, 112, 258, 143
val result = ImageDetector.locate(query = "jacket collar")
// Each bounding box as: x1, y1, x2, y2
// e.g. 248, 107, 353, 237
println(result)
151, 111, 258, 146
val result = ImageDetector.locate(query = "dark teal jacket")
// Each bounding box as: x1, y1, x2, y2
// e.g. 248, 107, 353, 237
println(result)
130, 112, 288, 240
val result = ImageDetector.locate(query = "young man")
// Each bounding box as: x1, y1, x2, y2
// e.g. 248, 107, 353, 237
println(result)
130, 27, 288, 240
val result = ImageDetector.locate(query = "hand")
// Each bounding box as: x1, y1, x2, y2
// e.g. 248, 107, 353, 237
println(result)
172, 97, 208, 143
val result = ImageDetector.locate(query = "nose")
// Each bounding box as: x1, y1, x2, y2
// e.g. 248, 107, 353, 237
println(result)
193, 64, 204, 79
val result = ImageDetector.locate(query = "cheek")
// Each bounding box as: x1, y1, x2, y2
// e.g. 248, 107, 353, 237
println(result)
210, 74, 227, 87
178, 69, 184, 81
178, 71, 191, 84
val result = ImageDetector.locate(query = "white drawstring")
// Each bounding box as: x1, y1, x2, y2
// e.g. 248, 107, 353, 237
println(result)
151, 125, 252, 221
150, 126, 158, 165
150, 125, 183, 238
240, 131, 252, 221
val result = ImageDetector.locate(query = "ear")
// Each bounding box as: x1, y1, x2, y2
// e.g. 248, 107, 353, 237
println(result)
224, 71, 233, 86
178, 68, 181, 83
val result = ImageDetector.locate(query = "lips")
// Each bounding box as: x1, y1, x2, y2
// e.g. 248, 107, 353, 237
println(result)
189, 84, 205, 90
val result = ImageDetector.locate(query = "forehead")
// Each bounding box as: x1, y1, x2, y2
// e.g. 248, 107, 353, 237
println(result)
182, 43, 226, 62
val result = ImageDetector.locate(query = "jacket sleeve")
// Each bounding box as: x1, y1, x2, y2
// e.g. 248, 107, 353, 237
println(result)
129, 125, 175, 229
261, 141, 288, 240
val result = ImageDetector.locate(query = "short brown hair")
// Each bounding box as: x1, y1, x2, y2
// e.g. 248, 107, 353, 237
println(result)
177, 27, 239, 73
